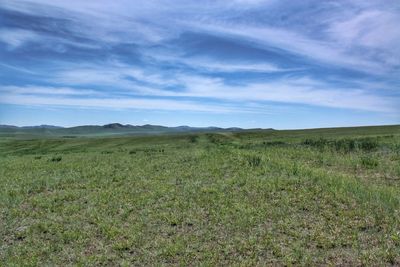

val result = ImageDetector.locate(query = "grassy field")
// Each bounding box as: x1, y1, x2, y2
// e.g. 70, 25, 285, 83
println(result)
1, 125, 400, 265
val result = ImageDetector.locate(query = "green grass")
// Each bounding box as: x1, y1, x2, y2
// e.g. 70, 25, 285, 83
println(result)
1, 125, 400, 265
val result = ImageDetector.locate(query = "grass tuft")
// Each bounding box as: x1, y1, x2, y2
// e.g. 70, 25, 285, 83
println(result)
360, 155, 379, 169
246, 154, 262, 167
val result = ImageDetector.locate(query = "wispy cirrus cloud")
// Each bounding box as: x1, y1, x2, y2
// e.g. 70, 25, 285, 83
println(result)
0, 0, 399, 127
0, 90, 260, 114
184, 20, 392, 74
327, 9, 400, 66
143, 53, 289, 73
0, 85, 101, 96
20, 62, 396, 113
2, 0, 399, 73
0, 28, 38, 48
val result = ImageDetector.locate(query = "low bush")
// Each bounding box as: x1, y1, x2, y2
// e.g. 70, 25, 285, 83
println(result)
334, 139, 356, 153
360, 156, 379, 169
302, 137, 379, 153
302, 138, 328, 151
358, 138, 379, 151
50, 156, 62, 162
263, 141, 287, 146
188, 135, 198, 143
246, 155, 262, 167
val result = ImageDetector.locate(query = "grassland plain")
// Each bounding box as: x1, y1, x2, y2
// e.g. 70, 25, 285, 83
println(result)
0, 125, 400, 265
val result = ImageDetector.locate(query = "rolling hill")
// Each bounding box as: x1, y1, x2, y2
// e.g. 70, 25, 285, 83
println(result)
0, 123, 267, 138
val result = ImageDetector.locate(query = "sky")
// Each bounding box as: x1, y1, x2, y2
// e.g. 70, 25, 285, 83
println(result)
0, 0, 399, 129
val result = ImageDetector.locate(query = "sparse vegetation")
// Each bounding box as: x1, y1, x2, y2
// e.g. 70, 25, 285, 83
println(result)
0, 125, 399, 265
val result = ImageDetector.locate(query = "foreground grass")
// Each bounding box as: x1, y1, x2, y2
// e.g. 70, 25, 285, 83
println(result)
1, 126, 400, 265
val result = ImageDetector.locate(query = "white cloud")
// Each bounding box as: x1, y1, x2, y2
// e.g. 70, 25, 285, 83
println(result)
193, 61, 281, 73
0, 92, 253, 113
3, 0, 399, 73
1, 0, 399, 118
184, 20, 387, 73
327, 10, 400, 65
0, 63, 37, 74
0, 27, 100, 52
1, 0, 175, 45
53, 69, 124, 86
0, 85, 100, 96
0, 29, 38, 48
18, 62, 400, 113
51, 65, 171, 89
145, 53, 287, 73
168, 74, 398, 113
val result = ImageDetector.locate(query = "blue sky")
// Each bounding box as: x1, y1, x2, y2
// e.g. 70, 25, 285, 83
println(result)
0, 0, 399, 129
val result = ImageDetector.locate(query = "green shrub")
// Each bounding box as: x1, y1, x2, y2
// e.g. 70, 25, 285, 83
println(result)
291, 162, 299, 175
263, 141, 286, 146
333, 139, 356, 153
302, 138, 328, 150
246, 155, 262, 167
50, 156, 62, 162
358, 138, 379, 151
188, 135, 198, 143
303, 137, 379, 153
360, 156, 379, 169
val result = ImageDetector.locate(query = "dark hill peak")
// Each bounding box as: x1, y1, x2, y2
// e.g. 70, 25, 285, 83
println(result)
103, 123, 128, 129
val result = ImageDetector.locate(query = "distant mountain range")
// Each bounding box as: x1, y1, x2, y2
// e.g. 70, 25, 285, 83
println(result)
0, 123, 269, 137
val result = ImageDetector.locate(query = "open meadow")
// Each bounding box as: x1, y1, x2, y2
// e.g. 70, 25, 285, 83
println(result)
1, 125, 400, 265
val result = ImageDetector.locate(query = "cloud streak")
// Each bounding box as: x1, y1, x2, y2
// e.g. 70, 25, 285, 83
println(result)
0, 28, 38, 48
0, 91, 260, 114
